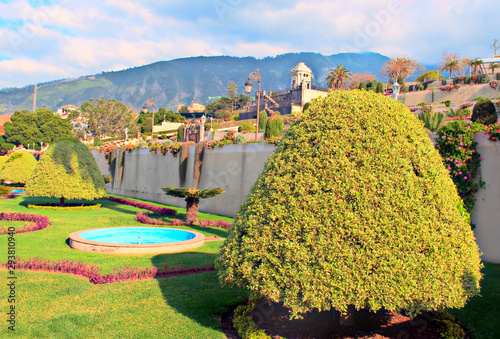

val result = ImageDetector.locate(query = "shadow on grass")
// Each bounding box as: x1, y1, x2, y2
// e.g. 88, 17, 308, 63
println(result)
151, 253, 249, 332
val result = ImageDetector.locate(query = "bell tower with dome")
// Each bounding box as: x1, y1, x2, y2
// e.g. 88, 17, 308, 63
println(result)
291, 62, 312, 90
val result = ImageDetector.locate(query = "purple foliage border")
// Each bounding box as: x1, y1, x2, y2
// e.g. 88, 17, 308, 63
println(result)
0, 212, 50, 234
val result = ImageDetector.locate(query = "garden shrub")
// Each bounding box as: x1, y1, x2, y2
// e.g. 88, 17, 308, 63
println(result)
27, 204, 101, 211
0, 212, 50, 234
238, 121, 256, 133
177, 125, 184, 141
258, 110, 268, 132
471, 98, 497, 125
25, 139, 106, 206
436, 120, 485, 214
235, 134, 246, 144
0, 150, 37, 184
464, 76, 471, 85
108, 196, 176, 216
433, 311, 465, 339
264, 115, 284, 139
162, 139, 174, 145
441, 100, 451, 107
216, 90, 482, 318
442, 79, 448, 86
93, 136, 102, 146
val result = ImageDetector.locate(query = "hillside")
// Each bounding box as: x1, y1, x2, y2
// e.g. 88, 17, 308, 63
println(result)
0, 52, 394, 114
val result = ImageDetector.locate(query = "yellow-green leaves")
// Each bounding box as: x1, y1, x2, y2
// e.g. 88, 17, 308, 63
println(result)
216, 90, 482, 317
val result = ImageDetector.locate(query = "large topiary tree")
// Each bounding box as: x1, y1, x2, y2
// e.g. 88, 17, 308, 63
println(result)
216, 90, 482, 319
0, 150, 37, 184
25, 139, 106, 206
471, 98, 497, 126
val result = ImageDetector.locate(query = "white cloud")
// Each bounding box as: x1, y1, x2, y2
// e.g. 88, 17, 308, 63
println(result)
0, 0, 499, 88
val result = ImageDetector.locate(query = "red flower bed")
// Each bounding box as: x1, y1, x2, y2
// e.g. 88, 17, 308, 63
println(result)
4, 257, 214, 285
135, 212, 166, 225
0, 212, 50, 234
198, 219, 232, 229
108, 196, 176, 216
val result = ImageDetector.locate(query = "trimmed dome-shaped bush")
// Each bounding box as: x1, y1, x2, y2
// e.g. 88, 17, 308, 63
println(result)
25, 139, 106, 205
264, 114, 284, 139
216, 90, 482, 317
0, 150, 37, 184
471, 98, 497, 125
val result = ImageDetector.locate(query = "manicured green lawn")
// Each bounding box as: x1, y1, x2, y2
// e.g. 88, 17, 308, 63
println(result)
0, 270, 247, 338
0, 194, 247, 337
451, 262, 500, 339
1, 194, 499, 338
0, 195, 232, 273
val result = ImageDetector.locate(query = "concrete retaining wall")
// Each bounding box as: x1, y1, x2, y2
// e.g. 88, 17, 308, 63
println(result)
471, 133, 500, 263
400, 83, 500, 106
93, 143, 276, 217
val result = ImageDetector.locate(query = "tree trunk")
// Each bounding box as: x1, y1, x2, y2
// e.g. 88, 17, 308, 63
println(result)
59, 197, 65, 207
185, 197, 200, 224
339, 305, 356, 327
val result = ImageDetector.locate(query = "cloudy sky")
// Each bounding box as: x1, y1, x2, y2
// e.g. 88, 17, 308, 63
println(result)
0, 0, 498, 88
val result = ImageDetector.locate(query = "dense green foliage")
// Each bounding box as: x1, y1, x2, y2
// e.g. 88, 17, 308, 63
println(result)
418, 111, 446, 133
258, 110, 268, 131
25, 139, 106, 203
264, 115, 284, 139
238, 121, 256, 133
0, 136, 14, 154
79, 97, 134, 137
436, 121, 485, 213
4, 109, 73, 147
471, 98, 497, 126
416, 70, 443, 83
0, 150, 37, 183
217, 90, 482, 317
136, 108, 184, 134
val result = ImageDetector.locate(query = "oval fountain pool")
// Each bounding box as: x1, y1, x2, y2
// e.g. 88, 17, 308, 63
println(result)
69, 227, 205, 254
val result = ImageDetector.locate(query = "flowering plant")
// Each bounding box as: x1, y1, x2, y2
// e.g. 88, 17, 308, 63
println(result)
490, 80, 500, 90
484, 121, 500, 141
436, 120, 485, 213
439, 84, 455, 92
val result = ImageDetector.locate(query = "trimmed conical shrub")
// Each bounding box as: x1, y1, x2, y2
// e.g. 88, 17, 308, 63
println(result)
258, 110, 268, 132
216, 90, 482, 317
471, 98, 497, 126
264, 114, 284, 139
0, 150, 37, 184
25, 139, 106, 206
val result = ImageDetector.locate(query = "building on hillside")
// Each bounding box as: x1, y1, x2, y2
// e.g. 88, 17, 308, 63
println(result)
240, 62, 329, 119
56, 105, 78, 119
476, 57, 500, 75
177, 102, 206, 113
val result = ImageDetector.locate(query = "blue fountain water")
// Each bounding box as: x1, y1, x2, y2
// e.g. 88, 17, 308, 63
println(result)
11, 189, 24, 194
79, 227, 196, 245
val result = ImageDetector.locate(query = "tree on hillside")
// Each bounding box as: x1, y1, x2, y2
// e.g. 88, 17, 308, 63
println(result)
205, 95, 250, 115
25, 139, 106, 207
470, 58, 484, 75
440, 52, 469, 79
0, 150, 37, 184
226, 81, 238, 114
380, 57, 421, 81
79, 97, 134, 137
347, 73, 376, 89
178, 106, 190, 114
326, 65, 351, 90
135, 108, 184, 133
4, 109, 73, 147
216, 90, 482, 320
162, 187, 225, 224
416, 70, 444, 83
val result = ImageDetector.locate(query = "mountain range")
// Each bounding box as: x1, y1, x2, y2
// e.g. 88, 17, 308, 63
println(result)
0, 52, 433, 115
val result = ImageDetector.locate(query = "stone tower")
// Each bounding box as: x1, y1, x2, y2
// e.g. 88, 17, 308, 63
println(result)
291, 62, 312, 90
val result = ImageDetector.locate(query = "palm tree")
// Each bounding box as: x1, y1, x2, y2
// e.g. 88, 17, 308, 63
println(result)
470, 58, 484, 75
444, 60, 459, 79
162, 187, 225, 224
446, 107, 471, 118
490, 62, 499, 74
326, 64, 351, 90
